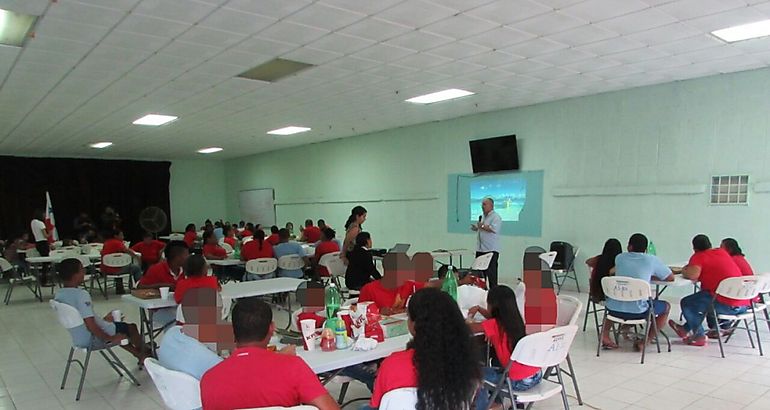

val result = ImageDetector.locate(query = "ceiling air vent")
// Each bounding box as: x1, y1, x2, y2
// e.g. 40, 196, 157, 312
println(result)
237, 58, 314, 82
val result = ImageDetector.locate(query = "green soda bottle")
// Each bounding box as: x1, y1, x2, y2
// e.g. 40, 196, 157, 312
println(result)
441, 266, 458, 301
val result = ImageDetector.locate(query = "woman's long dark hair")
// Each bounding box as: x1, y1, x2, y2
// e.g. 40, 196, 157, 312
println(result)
721, 238, 743, 256
591, 238, 622, 301
486, 285, 526, 354
255, 229, 265, 250
407, 287, 479, 410
344, 205, 367, 230
185, 223, 195, 233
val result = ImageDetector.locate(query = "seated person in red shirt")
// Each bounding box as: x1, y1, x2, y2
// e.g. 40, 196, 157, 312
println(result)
670, 234, 749, 346
222, 226, 237, 249
138, 241, 189, 289
300, 219, 322, 243
358, 250, 435, 316
313, 228, 340, 278
203, 231, 244, 282
241, 231, 275, 281
183, 223, 197, 248
266, 225, 280, 245
240, 222, 255, 239
175, 255, 220, 304
366, 288, 478, 410
469, 286, 542, 410
130, 231, 165, 271
100, 229, 142, 294
200, 297, 339, 410
721, 237, 754, 276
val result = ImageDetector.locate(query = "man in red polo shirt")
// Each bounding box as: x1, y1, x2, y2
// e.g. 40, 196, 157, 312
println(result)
200, 297, 339, 410
130, 232, 165, 270
358, 252, 435, 315
138, 241, 189, 289
301, 219, 322, 243
669, 234, 749, 346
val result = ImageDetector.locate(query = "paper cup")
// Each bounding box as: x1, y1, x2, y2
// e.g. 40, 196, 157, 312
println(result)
159, 287, 170, 300
111, 310, 122, 322
300, 319, 318, 351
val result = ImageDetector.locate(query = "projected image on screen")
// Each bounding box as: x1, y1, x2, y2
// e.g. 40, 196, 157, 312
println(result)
470, 176, 527, 222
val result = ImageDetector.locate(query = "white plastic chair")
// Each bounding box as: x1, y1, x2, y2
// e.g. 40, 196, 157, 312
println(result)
50, 300, 140, 401
539, 251, 558, 268
82, 243, 103, 256
242, 236, 254, 244
61, 246, 82, 256
598, 276, 670, 364
101, 253, 133, 298
221, 242, 234, 255
457, 285, 487, 319
554, 295, 584, 405
2, 257, 41, 304
319, 251, 346, 287
244, 258, 278, 281
380, 387, 418, 410
482, 325, 579, 410
278, 254, 305, 271
471, 252, 494, 271
144, 358, 201, 410
711, 276, 764, 358
168, 233, 185, 241
754, 273, 770, 334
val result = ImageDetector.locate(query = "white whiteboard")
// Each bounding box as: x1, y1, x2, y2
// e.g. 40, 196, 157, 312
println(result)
238, 189, 276, 227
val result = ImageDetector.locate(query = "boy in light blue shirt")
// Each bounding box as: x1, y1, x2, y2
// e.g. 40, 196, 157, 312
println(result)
601, 233, 673, 350
273, 229, 310, 278
158, 326, 223, 380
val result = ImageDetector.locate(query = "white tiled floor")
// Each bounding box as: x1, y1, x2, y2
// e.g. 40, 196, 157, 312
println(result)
1, 285, 770, 410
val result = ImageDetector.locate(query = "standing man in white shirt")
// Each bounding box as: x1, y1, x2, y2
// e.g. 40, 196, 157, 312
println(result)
31, 209, 52, 284
471, 198, 502, 289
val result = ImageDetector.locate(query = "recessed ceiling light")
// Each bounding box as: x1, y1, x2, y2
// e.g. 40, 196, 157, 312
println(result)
197, 147, 223, 154
89, 142, 113, 149
132, 114, 178, 126
267, 126, 311, 135
712, 19, 770, 42
405, 88, 475, 104
0, 8, 37, 48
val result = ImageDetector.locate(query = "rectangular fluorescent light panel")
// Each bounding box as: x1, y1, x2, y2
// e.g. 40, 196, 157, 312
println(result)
197, 147, 223, 154
405, 88, 475, 104
0, 8, 37, 47
238, 58, 315, 82
712, 19, 770, 42
133, 114, 178, 126
89, 142, 113, 149
267, 126, 311, 136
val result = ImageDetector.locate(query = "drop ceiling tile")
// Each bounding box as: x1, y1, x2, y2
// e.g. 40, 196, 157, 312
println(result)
102, 30, 168, 53
282, 46, 344, 65
732, 36, 770, 53
684, 7, 769, 33
678, 45, 745, 63
624, 23, 702, 45
325, 55, 381, 72
160, 40, 220, 59
198, 7, 276, 35
75, 0, 142, 11
34, 17, 110, 44
426, 41, 490, 60
224, 0, 312, 19
587, 64, 646, 80
501, 37, 569, 57
318, 0, 406, 15
533, 48, 596, 64
116, 14, 192, 38
563, 57, 622, 72
547, 24, 619, 46
45, 1, 127, 28
176, 26, 247, 48
595, 8, 677, 34
464, 26, 536, 49
377, 0, 456, 28
657, 0, 749, 20
286, 3, 366, 31
258, 21, 329, 45
499, 58, 553, 74
428, 60, 486, 76
392, 52, 453, 70
238, 37, 299, 56
561, 0, 650, 23
651, 35, 724, 55
310, 32, 376, 54
627, 55, 692, 70
514, 11, 587, 36
574, 36, 647, 55
141, 53, 203, 71
606, 46, 671, 64
354, 43, 415, 62
340, 17, 413, 41
422, 14, 499, 39
467, 0, 552, 25
462, 50, 524, 67
18, 48, 82, 68
133, 0, 214, 24
384, 30, 454, 52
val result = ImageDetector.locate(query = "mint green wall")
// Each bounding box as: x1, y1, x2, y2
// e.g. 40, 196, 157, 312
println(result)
169, 160, 226, 232
223, 67, 770, 290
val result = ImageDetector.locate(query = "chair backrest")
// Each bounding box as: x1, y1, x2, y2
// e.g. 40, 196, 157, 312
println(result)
471, 252, 494, 271
0, 257, 13, 273
221, 242, 234, 254
716, 276, 760, 300
69, 255, 92, 268
144, 358, 202, 410
511, 325, 578, 368
457, 285, 487, 311
83, 243, 103, 255
242, 236, 253, 244
754, 274, 770, 294
168, 233, 185, 241
278, 254, 304, 270
550, 241, 575, 270
26, 248, 41, 257
61, 246, 82, 256
601, 276, 651, 302
556, 294, 583, 326
319, 251, 346, 277
539, 251, 558, 268
246, 258, 278, 275
50, 300, 85, 329
379, 387, 418, 410
102, 253, 131, 268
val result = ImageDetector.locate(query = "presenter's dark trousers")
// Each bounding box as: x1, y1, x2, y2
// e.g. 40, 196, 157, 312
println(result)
476, 251, 499, 289
35, 240, 51, 285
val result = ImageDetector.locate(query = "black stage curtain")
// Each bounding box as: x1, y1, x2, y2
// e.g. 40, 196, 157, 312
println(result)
0, 155, 172, 242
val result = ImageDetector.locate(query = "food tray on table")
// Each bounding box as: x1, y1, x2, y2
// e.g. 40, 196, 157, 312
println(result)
131, 289, 160, 299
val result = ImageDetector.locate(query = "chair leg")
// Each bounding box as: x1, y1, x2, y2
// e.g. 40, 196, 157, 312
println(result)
582, 297, 591, 332
60, 347, 75, 389
105, 348, 140, 387
3, 281, 12, 305
76, 348, 93, 401
565, 354, 583, 405
555, 364, 570, 410
337, 382, 349, 404
640, 318, 650, 364
659, 329, 672, 352
572, 269, 580, 293
752, 309, 764, 356
744, 319, 755, 349
714, 307, 726, 358
99, 351, 124, 378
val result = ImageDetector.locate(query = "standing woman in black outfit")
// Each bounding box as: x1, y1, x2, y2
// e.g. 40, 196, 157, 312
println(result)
345, 232, 381, 291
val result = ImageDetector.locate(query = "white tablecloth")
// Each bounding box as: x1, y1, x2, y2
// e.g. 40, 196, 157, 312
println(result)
298, 334, 411, 374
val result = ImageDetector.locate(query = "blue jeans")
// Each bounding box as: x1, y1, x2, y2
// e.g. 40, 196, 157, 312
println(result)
681, 290, 748, 337
475, 367, 542, 410
336, 363, 377, 392
243, 271, 275, 281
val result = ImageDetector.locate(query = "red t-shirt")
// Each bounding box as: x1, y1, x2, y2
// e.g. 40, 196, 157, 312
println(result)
200, 347, 327, 409
223, 237, 236, 248
303, 226, 322, 243
183, 231, 196, 248
203, 243, 227, 259
314, 240, 340, 277
174, 275, 219, 304
241, 229, 253, 238
731, 254, 754, 276
241, 240, 273, 261
370, 349, 417, 407
100, 239, 127, 274
482, 319, 541, 380
359, 280, 425, 309
689, 248, 748, 306
139, 260, 179, 287
266, 234, 280, 245
130, 240, 165, 265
